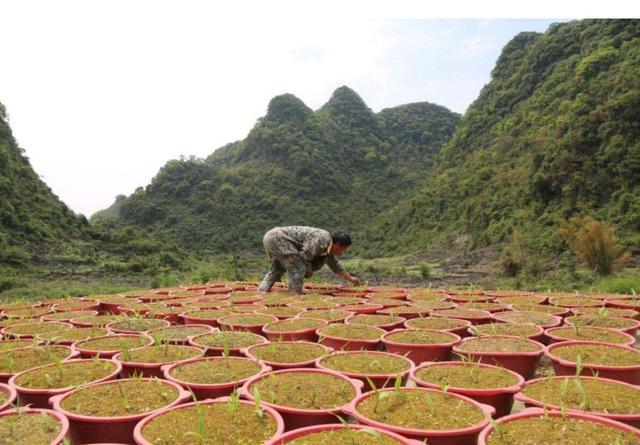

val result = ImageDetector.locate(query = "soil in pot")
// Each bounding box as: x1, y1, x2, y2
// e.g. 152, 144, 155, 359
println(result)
147, 325, 212, 344
138, 400, 279, 445
38, 327, 109, 344
509, 304, 568, 315
0, 339, 33, 352
469, 323, 541, 338
277, 426, 405, 445
265, 318, 327, 334
547, 326, 633, 344
356, 388, 485, 431
319, 351, 411, 376
13, 359, 118, 391
431, 308, 492, 321
191, 331, 266, 351
108, 318, 169, 333
299, 310, 352, 322
483, 415, 639, 445
550, 343, 640, 367
251, 371, 356, 410
368, 297, 409, 307
573, 307, 638, 318
42, 310, 97, 321
493, 311, 559, 326
566, 316, 638, 330
521, 376, 640, 416
257, 306, 304, 319
460, 302, 510, 312
74, 334, 152, 356
70, 314, 121, 327
347, 314, 404, 328
60, 378, 180, 417
117, 344, 203, 365
377, 306, 432, 317
290, 301, 338, 311
0, 410, 64, 445
167, 357, 262, 384
2, 322, 72, 338
384, 329, 457, 344
0, 346, 74, 375
413, 362, 519, 390
455, 336, 541, 353
407, 292, 446, 302
249, 342, 328, 365
317, 324, 383, 341
219, 314, 278, 330
404, 317, 470, 331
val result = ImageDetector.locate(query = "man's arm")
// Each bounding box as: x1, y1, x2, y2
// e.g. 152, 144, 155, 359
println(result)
327, 255, 360, 286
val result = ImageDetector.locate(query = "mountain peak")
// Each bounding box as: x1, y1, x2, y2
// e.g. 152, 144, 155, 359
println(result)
263, 93, 312, 126
320, 85, 376, 129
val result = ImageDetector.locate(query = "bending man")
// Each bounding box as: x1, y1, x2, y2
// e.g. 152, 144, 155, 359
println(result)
257, 226, 361, 295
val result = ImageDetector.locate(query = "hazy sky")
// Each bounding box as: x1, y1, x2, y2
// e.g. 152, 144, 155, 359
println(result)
0, 2, 561, 216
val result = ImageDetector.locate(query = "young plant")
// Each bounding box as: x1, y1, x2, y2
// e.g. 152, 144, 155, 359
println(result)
252, 387, 264, 419
184, 403, 207, 445
227, 390, 240, 417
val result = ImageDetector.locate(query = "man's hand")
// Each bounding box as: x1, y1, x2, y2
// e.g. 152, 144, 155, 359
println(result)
340, 271, 361, 286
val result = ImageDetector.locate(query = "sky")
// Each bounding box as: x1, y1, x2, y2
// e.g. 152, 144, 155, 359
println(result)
0, 2, 567, 216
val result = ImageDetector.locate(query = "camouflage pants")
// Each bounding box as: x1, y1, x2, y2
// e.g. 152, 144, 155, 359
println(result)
257, 232, 308, 294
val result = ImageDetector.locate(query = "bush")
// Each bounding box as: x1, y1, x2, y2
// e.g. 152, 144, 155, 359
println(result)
593, 274, 640, 295
559, 216, 631, 276
420, 263, 432, 279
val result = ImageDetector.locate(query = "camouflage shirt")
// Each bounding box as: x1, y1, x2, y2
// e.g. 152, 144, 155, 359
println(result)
263, 226, 345, 274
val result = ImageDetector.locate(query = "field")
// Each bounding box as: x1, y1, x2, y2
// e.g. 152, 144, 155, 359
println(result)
1, 282, 640, 444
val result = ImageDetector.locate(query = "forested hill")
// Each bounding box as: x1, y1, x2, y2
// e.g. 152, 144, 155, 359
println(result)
98, 86, 461, 254
0, 102, 88, 261
365, 19, 640, 256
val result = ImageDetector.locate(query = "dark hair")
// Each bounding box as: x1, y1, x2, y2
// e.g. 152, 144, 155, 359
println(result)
331, 231, 352, 246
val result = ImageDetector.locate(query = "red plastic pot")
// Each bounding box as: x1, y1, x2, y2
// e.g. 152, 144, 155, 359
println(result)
381, 329, 461, 364
50, 378, 191, 445
452, 335, 545, 380
0, 407, 69, 444
243, 341, 332, 370
162, 356, 270, 400
0, 382, 17, 412
564, 315, 640, 336
146, 323, 214, 345
178, 311, 225, 327
410, 361, 524, 417
217, 314, 278, 334
477, 407, 640, 444
317, 324, 385, 351
73, 334, 154, 358
316, 350, 414, 390
9, 358, 122, 409
113, 345, 204, 378
188, 331, 268, 357
515, 375, 640, 428
240, 368, 363, 431
134, 397, 285, 445
262, 318, 328, 342
545, 340, 640, 384
264, 423, 423, 445
606, 298, 640, 312
0, 345, 80, 383
343, 387, 495, 445
544, 326, 636, 346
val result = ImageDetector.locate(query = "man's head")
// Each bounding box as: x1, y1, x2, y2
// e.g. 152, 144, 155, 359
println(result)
330, 231, 351, 255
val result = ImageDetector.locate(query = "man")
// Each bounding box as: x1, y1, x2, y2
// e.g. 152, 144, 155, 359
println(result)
257, 226, 361, 295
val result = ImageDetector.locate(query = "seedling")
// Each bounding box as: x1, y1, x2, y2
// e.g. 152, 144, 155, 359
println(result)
252, 387, 264, 419
228, 390, 240, 417
184, 402, 207, 444
488, 417, 504, 438
575, 354, 584, 376
117, 383, 131, 412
